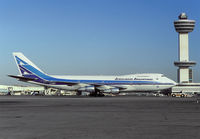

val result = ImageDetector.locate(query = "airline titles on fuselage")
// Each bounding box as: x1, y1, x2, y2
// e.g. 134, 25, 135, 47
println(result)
115, 77, 153, 81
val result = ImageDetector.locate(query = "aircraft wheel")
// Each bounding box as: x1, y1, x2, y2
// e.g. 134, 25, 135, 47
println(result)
180, 94, 185, 97
172, 94, 176, 97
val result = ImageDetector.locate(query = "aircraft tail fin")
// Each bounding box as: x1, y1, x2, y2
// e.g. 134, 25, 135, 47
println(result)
13, 52, 45, 76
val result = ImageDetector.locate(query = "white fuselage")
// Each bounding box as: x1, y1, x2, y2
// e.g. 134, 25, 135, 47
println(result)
28, 73, 176, 93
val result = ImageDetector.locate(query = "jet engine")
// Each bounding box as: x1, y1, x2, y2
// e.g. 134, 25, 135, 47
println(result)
103, 88, 119, 94
78, 86, 95, 92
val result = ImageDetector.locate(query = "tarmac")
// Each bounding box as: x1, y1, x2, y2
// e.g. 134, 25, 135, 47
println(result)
0, 96, 200, 139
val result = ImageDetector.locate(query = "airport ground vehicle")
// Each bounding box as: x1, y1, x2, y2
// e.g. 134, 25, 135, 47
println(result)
171, 92, 194, 97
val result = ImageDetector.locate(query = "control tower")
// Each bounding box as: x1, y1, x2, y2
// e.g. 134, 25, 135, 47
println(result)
174, 13, 196, 83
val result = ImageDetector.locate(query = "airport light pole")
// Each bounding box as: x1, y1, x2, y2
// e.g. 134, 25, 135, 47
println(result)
174, 13, 196, 83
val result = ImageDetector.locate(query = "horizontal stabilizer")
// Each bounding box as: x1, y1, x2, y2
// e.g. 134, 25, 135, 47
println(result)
8, 75, 36, 81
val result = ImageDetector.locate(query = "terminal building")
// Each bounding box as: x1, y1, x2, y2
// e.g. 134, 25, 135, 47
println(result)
0, 85, 76, 96
0, 85, 45, 95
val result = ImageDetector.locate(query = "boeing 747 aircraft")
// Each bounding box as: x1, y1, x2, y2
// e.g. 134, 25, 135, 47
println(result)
9, 52, 176, 96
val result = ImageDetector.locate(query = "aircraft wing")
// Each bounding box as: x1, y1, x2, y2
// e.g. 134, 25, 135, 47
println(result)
48, 80, 78, 86
48, 81, 126, 93
95, 84, 126, 91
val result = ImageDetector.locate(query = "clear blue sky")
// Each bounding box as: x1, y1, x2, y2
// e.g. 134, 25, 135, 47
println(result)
1, 0, 200, 85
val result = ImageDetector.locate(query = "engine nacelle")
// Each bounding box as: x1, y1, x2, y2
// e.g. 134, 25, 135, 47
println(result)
78, 86, 95, 92
103, 88, 119, 94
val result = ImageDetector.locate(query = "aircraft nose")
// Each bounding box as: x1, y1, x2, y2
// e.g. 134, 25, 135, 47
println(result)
165, 77, 177, 86
170, 79, 177, 86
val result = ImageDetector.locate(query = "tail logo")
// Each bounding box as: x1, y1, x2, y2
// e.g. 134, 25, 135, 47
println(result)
15, 56, 27, 66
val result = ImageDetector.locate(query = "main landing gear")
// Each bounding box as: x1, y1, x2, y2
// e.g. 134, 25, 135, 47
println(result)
89, 91, 105, 97
76, 90, 105, 97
